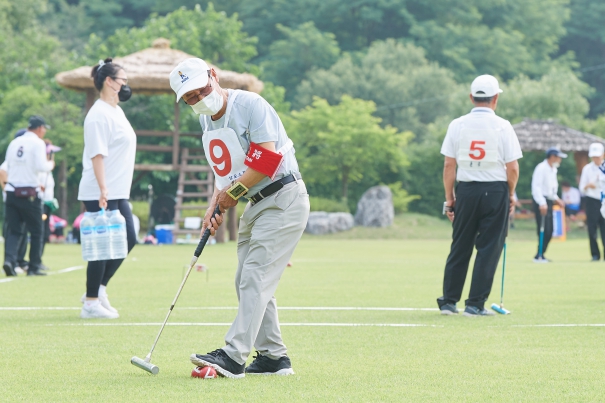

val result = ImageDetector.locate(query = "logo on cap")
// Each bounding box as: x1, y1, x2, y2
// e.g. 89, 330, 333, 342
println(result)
179, 71, 189, 83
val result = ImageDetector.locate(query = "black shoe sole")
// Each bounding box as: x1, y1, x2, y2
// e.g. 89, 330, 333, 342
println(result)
27, 271, 47, 276
3, 263, 16, 277
190, 354, 245, 379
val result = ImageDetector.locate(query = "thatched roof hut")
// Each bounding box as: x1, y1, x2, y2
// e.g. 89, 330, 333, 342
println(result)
513, 119, 605, 175
55, 38, 264, 172
513, 119, 605, 152
55, 38, 264, 96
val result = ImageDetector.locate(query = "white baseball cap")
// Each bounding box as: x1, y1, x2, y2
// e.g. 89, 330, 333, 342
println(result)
470, 75, 503, 98
589, 142, 605, 157
170, 58, 211, 102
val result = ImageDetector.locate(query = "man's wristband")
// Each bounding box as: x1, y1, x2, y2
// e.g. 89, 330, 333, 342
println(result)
227, 181, 249, 200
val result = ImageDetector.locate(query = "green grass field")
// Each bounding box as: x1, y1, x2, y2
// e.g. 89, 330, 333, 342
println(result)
1, 215, 604, 402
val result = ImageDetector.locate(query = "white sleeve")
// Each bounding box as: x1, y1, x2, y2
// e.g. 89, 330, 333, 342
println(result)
34, 140, 53, 173
248, 97, 280, 144
0, 161, 7, 172
599, 163, 605, 199
579, 165, 590, 195
503, 123, 523, 163
440, 121, 457, 158
84, 120, 110, 159
532, 165, 547, 206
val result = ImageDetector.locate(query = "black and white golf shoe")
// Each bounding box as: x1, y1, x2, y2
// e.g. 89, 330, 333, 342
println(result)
463, 306, 496, 317
3, 261, 16, 277
439, 303, 459, 315
190, 349, 245, 379
245, 352, 294, 376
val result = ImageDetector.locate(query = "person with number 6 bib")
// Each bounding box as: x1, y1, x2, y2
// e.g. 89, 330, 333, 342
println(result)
437, 75, 522, 317
169, 58, 309, 378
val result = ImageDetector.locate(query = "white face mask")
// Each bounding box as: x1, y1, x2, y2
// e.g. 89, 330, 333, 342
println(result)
190, 89, 223, 115
552, 162, 560, 168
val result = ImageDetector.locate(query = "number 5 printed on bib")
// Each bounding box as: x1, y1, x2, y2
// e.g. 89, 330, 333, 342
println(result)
457, 129, 499, 171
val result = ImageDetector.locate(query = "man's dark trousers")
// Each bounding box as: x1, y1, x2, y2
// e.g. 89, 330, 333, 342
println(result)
3, 220, 27, 267
438, 181, 509, 310
532, 200, 553, 258
4, 192, 44, 272
585, 197, 605, 259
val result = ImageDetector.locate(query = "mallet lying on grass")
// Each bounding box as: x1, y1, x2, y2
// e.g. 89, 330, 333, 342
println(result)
131, 205, 221, 375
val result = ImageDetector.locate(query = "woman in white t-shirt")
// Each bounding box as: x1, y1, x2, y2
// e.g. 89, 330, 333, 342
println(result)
77, 57, 137, 319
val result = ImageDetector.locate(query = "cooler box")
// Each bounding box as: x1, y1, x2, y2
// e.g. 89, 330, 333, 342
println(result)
552, 205, 566, 241
155, 224, 174, 244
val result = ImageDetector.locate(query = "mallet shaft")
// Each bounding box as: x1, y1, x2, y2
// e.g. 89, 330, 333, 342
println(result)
140, 205, 221, 363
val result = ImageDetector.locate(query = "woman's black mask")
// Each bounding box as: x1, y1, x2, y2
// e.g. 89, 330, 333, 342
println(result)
118, 85, 132, 102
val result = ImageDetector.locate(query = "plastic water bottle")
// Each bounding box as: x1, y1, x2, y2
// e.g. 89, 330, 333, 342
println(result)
94, 209, 111, 260
80, 212, 97, 261
109, 209, 127, 259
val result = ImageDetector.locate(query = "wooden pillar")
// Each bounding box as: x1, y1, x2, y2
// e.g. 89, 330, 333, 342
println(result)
85, 89, 96, 113
215, 223, 226, 243
574, 151, 589, 184
228, 208, 237, 241
172, 103, 180, 169
59, 160, 68, 220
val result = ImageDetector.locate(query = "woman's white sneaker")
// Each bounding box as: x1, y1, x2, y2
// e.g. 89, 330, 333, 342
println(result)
80, 301, 119, 319
99, 294, 118, 314
80, 292, 118, 314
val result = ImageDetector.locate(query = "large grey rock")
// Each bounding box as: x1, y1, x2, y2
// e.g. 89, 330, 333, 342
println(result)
305, 211, 354, 235
327, 212, 355, 233
306, 212, 330, 235
354, 186, 394, 227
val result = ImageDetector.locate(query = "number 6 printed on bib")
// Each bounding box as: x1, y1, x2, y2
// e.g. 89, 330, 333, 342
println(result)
457, 129, 499, 171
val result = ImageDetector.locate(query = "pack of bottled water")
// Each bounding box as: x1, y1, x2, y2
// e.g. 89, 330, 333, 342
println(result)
81, 209, 128, 261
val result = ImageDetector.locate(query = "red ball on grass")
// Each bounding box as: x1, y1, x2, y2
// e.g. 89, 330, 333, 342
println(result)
191, 366, 217, 379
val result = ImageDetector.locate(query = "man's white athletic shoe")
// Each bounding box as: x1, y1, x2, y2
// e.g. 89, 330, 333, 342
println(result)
80, 292, 118, 314
80, 301, 119, 319
533, 257, 550, 264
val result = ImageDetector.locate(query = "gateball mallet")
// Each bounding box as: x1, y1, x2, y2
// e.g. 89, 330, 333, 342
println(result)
131, 205, 221, 375
537, 213, 546, 260
491, 224, 510, 315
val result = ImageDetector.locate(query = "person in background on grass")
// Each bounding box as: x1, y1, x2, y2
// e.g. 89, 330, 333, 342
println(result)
3, 117, 54, 277
40, 141, 59, 255
1, 129, 30, 274
77, 58, 137, 319
579, 142, 605, 261
437, 75, 522, 317
561, 181, 581, 219
531, 148, 567, 263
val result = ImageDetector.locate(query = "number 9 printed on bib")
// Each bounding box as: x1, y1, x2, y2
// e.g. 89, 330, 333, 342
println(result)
457, 129, 499, 171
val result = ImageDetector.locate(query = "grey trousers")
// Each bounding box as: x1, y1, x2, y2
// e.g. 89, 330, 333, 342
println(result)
222, 180, 310, 365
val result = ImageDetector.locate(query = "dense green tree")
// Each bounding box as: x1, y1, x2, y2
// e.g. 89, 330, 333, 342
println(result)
497, 68, 592, 127
83, 4, 258, 73
408, 0, 570, 82
559, 0, 605, 117
286, 95, 410, 203
261, 22, 340, 97
295, 39, 459, 138
237, 0, 410, 55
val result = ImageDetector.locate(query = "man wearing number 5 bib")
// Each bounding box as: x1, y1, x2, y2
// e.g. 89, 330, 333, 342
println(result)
170, 58, 309, 378
437, 75, 522, 317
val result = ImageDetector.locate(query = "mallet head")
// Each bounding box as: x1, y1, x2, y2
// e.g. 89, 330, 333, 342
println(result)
131, 356, 159, 374
490, 303, 510, 315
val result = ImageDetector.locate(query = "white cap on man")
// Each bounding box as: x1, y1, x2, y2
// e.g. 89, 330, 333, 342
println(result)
169, 58, 211, 102
588, 142, 605, 157
470, 75, 503, 98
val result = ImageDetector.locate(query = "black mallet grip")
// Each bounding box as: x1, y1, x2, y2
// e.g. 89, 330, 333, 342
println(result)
194, 205, 222, 258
